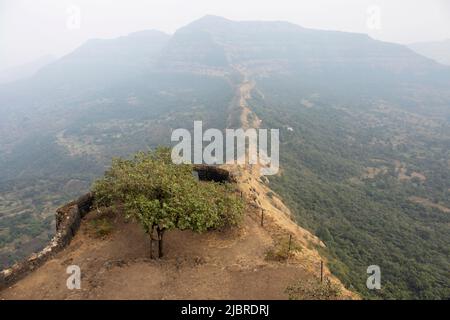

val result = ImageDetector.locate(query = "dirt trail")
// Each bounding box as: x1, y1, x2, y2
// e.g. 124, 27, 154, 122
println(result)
235, 66, 261, 130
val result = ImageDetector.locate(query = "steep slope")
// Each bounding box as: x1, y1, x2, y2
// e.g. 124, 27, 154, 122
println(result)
0, 30, 170, 114
0, 55, 56, 85
35, 30, 170, 89
409, 39, 450, 66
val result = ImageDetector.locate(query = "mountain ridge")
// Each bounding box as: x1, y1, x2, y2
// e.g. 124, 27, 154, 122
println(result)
408, 38, 450, 66
0, 15, 449, 299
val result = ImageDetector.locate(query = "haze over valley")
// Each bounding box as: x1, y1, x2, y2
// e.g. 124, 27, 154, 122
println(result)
1, 12, 449, 299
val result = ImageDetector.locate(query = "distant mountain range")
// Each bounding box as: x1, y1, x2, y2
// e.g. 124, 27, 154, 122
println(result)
3, 15, 450, 118
163, 15, 444, 75
0, 55, 56, 85
409, 39, 450, 66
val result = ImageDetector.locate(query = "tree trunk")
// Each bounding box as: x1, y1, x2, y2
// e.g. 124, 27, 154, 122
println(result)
149, 225, 156, 259
158, 233, 163, 258
156, 227, 165, 258
149, 234, 153, 259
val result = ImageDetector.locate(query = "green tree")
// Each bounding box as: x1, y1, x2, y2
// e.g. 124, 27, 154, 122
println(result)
92, 147, 244, 258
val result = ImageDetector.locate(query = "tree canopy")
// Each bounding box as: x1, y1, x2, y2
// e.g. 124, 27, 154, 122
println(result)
92, 147, 244, 257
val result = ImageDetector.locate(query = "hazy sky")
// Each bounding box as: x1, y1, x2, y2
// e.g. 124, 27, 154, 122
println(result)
1, 0, 449, 71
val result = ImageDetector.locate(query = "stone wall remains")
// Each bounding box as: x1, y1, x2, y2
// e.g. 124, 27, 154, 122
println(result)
0, 193, 93, 290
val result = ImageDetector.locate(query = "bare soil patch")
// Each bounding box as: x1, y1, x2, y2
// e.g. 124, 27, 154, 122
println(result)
1, 207, 321, 299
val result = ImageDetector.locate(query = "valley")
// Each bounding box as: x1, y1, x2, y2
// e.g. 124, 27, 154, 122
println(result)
0, 15, 449, 299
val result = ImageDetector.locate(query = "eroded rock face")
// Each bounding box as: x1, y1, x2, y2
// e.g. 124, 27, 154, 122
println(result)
0, 193, 94, 289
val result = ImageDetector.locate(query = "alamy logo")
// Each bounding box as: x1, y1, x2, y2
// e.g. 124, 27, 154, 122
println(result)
66, 5, 81, 30
171, 121, 279, 175
366, 265, 381, 290
66, 265, 81, 290
366, 5, 382, 30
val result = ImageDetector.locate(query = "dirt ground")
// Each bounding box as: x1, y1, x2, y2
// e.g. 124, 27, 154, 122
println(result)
0, 208, 319, 300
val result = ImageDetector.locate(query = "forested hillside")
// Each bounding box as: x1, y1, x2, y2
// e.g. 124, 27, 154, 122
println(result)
1, 16, 449, 299
248, 77, 450, 299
